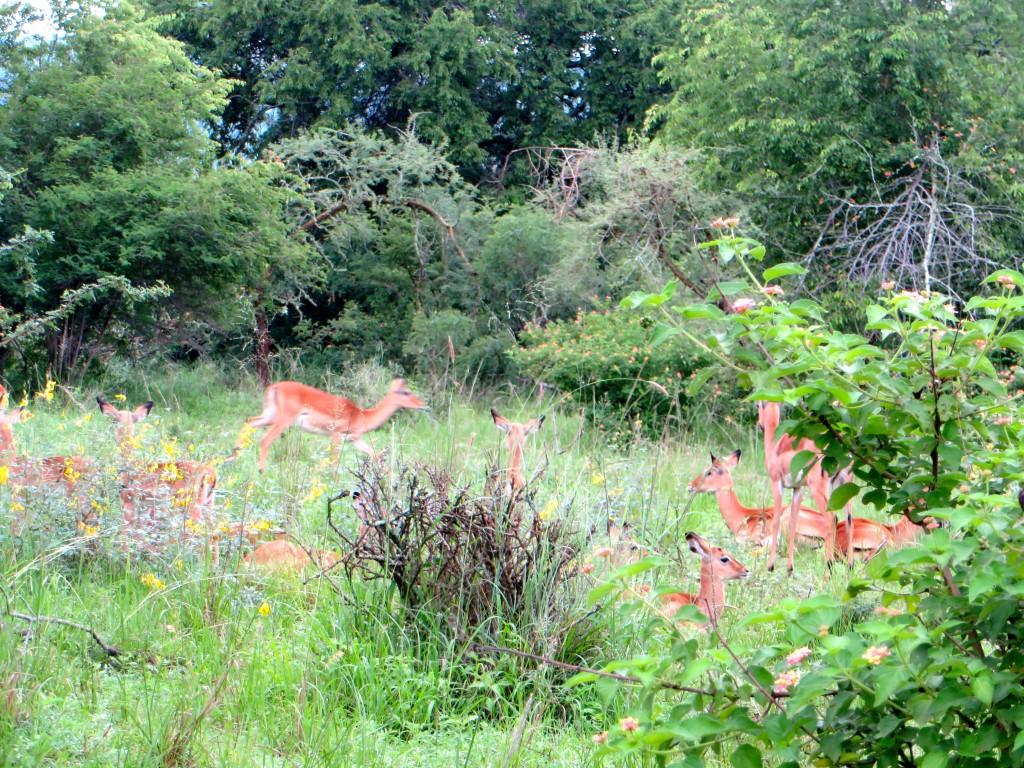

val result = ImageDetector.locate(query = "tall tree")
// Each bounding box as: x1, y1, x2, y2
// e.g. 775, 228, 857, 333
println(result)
143, 0, 678, 176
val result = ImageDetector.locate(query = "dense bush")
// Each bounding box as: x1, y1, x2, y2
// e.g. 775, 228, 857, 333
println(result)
515, 310, 740, 435
587, 236, 1024, 766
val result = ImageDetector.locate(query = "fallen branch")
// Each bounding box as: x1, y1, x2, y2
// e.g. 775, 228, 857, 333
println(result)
9, 611, 122, 657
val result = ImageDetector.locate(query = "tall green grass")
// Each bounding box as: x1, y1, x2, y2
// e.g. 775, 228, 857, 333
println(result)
0, 362, 874, 766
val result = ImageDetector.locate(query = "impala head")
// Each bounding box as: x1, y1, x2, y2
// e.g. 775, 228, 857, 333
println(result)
387, 379, 427, 411
686, 532, 748, 580
97, 397, 154, 443
491, 408, 545, 448
687, 450, 741, 494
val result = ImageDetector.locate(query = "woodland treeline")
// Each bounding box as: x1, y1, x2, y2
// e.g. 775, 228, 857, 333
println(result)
1, 0, 1022, 390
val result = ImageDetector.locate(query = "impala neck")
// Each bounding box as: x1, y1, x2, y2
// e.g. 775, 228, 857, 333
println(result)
761, 406, 780, 457
359, 395, 403, 433
508, 440, 525, 483
714, 486, 763, 531
697, 560, 726, 620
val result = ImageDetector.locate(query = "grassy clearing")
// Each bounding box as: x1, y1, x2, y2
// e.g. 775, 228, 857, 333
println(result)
0, 364, 879, 766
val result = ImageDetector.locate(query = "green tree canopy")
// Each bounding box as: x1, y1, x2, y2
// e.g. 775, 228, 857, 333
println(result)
0, 2, 319, 379
143, 0, 678, 175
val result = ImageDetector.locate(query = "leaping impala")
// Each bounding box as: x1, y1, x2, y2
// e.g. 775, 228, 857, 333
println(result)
490, 408, 545, 494
97, 398, 217, 547
231, 379, 428, 472
757, 401, 854, 574
661, 532, 748, 626
687, 450, 832, 547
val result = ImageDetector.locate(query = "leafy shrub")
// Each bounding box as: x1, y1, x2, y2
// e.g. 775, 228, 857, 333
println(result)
584, 239, 1024, 766
515, 310, 740, 435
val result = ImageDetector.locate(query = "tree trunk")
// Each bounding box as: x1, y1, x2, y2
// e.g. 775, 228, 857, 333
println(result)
254, 304, 271, 388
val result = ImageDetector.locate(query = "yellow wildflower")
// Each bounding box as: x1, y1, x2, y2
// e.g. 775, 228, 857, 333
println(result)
34, 378, 55, 402
540, 499, 558, 520
10, 502, 25, 513
591, 472, 605, 486
141, 573, 165, 590
258, 602, 271, 617
0, 466, 7, 485
114, 393, 127, 401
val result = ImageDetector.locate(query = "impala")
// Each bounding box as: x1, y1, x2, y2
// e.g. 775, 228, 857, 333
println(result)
687, 450, 832, 546
605, 519, 648, 568
97, 398, 217, 549
757, 401, 854, 574
834, 513, 937, 560
490, 408, 545, 494
231, 379, 427, 472
243, 538, 338, 572
661, 532, 748, 625
0, 406, 94, 526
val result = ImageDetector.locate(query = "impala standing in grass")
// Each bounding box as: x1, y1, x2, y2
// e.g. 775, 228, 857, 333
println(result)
97, 398, 217, 553
490, 408, 545, 495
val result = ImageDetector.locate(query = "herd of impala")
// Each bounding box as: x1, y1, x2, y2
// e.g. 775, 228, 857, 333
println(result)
0, 378, 935, 622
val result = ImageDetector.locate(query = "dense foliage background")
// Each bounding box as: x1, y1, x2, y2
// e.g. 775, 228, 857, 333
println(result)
2, 0, 1022, 401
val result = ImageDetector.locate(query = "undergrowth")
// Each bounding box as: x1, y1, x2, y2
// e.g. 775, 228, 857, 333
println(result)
0, 361, 868, 766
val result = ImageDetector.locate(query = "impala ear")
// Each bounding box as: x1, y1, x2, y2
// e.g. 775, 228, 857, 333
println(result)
391, 378, 406, 391
97, 397, 118, 419
725, 449, 741, 467
525, 414, 545, 434
132, 401, 154, 422
709, 452, 717, 464
491, 408, 511, 433
685, 532, 710, 558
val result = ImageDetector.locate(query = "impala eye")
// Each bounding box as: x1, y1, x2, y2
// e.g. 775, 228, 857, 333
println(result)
720, 556, 731, 564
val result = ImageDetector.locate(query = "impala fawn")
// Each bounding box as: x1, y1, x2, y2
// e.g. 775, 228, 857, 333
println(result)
661, 532, 748, 625
687, 450, 832, 546
490, 408, 545, 494
97, 398, 217, 553
231, 378, 427, 472
757, 401, 854, 573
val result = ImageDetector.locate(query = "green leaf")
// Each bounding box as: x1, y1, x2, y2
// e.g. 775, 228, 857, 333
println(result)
827, 482, 860, 512
610, 555, 669, 580
564, 672, 598, 687
997, 330, 1024, 354
677, 304, 725, 320
971, 673, 994, 706
687, 365, 720, 396
762, 263, 807, 281
920, 751, 948, 768
587, 582, 623, 606
730, 744, 763, 768
651, 324, 685, 347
